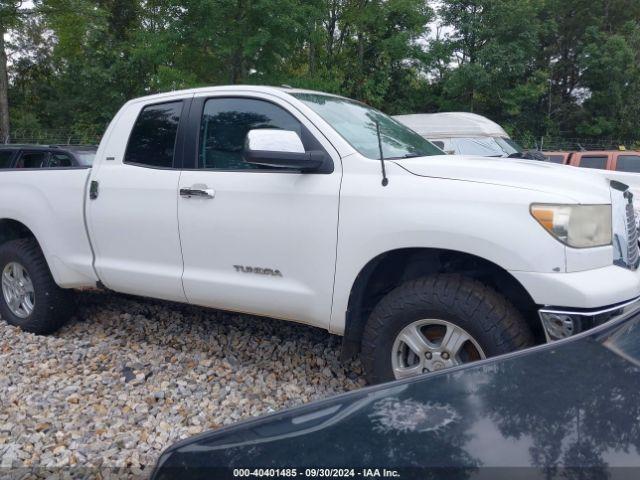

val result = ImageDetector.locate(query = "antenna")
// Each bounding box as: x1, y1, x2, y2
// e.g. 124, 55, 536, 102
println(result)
375, 121, 389, 187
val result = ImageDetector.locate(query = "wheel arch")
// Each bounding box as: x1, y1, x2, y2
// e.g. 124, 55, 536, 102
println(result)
0, 218, 40, 249
341, 247, 542, 358
0, 218, 53, 279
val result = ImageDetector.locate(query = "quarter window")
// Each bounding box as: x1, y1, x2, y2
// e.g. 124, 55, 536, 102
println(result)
579, 156, 607, 169
199, 98, 305, 170
0, 150, 13, 168
615, 155, 640, 173
125, 101, 183, 168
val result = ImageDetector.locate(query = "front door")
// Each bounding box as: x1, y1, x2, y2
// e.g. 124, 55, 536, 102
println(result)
178, 94, 342, 327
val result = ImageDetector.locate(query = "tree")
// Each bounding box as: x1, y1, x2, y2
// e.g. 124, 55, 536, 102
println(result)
4, 0, 640, 144
0, 0, 24, 142
436, 0, 547, 135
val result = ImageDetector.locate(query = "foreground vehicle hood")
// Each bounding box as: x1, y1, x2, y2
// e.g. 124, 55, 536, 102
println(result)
152, 315, 640, 478
395, 155, 612, 203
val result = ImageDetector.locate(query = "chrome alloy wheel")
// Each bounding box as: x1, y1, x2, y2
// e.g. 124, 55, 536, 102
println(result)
2, 262, 35, 319
391, 319, 486, 379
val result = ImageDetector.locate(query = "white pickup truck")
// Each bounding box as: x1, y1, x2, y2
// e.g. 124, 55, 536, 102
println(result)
1, 86, 640, 384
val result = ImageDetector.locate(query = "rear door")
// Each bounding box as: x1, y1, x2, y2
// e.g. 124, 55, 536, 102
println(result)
86, 97, 191, 302
177, 93, 342, 327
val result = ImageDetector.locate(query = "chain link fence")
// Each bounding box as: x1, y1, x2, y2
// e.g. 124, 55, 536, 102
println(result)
4, 129, 104, 146
4, 129, 640, 153
515, 136, 640, 152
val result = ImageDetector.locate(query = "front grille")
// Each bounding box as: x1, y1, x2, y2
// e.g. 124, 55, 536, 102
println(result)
611, 182, 639, 270
625, 200, 639, 267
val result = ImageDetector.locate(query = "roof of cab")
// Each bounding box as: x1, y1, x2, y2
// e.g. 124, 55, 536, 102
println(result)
394, 112, 509, 139
124, 85, 344, 106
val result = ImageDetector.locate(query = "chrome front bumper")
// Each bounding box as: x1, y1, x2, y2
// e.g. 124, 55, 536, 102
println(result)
539, 296, 640, 341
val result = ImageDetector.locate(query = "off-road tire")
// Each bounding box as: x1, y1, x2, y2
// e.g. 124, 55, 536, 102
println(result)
0, 238, 75, 334
361, 274, 534, 384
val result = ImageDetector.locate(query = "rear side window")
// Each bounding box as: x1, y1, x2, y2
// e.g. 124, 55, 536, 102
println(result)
49, 153, 73, 168
16, 151, 48, 168
615, 155, 640, 173
579, 156, 607, 169
125, 101, 183, 168
546, 155, 565, 164
0, 150, 13, 168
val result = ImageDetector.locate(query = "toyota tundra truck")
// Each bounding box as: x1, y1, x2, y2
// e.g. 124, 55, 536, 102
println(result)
1, 86, 639, 384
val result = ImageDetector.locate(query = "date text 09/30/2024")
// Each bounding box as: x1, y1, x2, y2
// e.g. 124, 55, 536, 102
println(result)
233, 468, 400, 478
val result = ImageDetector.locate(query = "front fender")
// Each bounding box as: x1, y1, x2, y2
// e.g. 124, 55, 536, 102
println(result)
330, 163, 569, 334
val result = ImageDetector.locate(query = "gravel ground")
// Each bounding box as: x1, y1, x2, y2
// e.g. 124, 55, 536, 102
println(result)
0, 291, 365, 475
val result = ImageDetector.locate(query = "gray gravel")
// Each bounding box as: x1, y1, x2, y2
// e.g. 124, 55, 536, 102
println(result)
0, 291, 365, 473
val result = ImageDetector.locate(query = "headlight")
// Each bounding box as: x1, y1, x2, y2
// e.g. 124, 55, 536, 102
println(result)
531, 204, 612, 248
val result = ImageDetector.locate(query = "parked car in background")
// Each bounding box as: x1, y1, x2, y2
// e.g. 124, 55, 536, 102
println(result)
151, 311, 640, 479
0, 144, 97, 169
393, 112, 544, 159
543, 149, 640, 172
1, 86, 639, 385
543, 150, 640, 228
543, 151, 571, 164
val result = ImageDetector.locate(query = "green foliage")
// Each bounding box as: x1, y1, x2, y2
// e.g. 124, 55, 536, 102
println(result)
4, 0, 640, 143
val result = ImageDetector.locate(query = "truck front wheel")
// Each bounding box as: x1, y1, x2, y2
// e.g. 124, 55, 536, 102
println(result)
0, 238, 74, 334
361, 274, 534, 384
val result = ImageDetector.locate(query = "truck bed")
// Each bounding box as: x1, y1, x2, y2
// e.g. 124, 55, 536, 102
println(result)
0, 169, 98, 288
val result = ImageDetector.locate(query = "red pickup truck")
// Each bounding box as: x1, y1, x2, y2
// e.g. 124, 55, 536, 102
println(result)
544, 150, 640, 173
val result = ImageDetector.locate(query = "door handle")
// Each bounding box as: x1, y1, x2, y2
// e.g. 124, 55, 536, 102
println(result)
180, 187, 215, 199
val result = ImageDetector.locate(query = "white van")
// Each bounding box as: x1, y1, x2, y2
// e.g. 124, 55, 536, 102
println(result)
394, 112, 526, 157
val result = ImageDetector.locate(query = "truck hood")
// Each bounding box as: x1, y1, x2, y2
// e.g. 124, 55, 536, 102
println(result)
394, 155, 612, 203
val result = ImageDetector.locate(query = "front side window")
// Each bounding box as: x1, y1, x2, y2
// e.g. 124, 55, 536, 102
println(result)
292, 93, 442, 160
125, 101, 183, 168
0, 150, 13, 168
579, 156, 607, 169
616, 155, 640, 173
49, 153, 73, 168
199, 98, 304, 170
16, 151, 48, 168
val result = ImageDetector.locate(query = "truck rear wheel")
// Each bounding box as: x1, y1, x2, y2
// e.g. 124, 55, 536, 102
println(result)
361, 274, 534, 384
0, 238, 74, 334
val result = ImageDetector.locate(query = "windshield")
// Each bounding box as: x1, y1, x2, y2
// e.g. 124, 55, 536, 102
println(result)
443, 137, 522, 157
292, 93, 443, 159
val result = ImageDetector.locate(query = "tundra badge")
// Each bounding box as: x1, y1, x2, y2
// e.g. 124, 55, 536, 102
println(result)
233, 265, 283, 277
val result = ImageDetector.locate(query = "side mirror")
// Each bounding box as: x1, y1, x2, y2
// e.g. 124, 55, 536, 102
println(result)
243, 129, 326, 172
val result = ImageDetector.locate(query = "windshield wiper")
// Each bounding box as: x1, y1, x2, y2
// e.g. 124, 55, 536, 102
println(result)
387, 153, 422, 160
